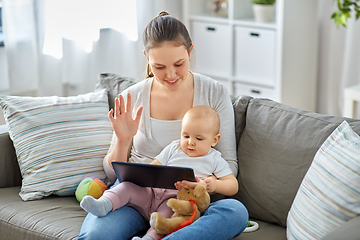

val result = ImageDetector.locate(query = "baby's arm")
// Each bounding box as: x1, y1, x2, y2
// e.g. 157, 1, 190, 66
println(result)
150, 159, 162, 165
203, 174, 238, 196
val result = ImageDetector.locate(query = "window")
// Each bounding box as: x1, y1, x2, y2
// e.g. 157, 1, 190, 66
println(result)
42, 0, 137, 59
0, 4, 4, 47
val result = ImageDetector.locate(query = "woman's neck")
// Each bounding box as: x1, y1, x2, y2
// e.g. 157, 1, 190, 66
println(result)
150, 72, 194, 120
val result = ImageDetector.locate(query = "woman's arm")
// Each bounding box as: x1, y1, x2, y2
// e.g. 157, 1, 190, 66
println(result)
213, 86, 238, 177
107, 93, 143, 168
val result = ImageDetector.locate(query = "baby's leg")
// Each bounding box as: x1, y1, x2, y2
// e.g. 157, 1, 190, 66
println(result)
80, 181, 150, 217
131, 236, 153, 240
80, 196, 113, 217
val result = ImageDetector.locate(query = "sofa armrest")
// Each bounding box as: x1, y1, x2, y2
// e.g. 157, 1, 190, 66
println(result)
321, 216, 360, 240
0, 124, 22, 188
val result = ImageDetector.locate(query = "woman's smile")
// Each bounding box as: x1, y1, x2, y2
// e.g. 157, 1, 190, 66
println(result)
165, 77, 181, 84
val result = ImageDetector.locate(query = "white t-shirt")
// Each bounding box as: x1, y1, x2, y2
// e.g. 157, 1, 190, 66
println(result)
155, 140, 233, 179
150, 117, 182, 148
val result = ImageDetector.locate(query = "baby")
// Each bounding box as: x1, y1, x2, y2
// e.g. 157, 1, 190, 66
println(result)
80, 105, 238, 240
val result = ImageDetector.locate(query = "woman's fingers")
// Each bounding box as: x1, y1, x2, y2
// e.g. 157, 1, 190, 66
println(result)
108, 109, 114, 121
126, 92, 131, 113
134, 106, 143, 125
119, 94, 125, 115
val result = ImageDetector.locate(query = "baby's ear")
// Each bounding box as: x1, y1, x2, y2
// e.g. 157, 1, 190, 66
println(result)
211, 134, 221, 147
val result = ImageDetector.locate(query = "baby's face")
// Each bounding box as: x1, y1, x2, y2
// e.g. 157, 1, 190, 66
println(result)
180, 117, 218, 157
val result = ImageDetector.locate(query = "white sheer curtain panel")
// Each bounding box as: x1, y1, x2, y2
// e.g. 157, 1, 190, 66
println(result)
3, 0, 182, 97
3, 0, 39, 95
317, 0, 360, 118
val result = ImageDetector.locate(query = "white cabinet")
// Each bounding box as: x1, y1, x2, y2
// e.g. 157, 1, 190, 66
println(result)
234, 26, 276, 86
191, 21, 231, 78
183, 0, 318, 111
234, 82, 276, 101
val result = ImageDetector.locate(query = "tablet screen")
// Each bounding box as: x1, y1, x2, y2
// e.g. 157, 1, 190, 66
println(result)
112, 161, 196, 189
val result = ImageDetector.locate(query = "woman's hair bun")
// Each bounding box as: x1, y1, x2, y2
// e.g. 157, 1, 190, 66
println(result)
158, 11, 169, 17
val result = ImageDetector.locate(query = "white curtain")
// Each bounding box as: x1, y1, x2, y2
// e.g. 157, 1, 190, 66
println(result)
2, 0, 182, 97
3, 0, 39, 95
317, 0, 360, 118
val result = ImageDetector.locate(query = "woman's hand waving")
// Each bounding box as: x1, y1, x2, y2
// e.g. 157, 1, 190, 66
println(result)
108, 93, 143, 143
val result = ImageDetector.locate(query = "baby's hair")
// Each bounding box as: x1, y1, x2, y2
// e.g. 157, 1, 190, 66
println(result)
142, 11, 192, 78
185, 105, 220, 134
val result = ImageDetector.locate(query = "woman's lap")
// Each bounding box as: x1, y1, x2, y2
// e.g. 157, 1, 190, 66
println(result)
78, 179, 148, 240
77, 205, 148, 240
162, 198, 249, 240
78, 197, 248, 240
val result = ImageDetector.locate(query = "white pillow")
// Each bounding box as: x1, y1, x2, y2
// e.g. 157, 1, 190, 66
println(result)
0, 89, 112, 201
287, 120, 360, 239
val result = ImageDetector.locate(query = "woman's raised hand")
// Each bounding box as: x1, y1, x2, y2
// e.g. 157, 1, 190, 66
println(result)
108, 93, 143, 143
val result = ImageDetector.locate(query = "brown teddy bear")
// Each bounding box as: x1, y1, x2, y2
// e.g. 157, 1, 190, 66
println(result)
149, 184, 210, 235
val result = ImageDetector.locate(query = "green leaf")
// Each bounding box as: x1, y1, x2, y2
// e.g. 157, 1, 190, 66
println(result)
340, 14, 348, 26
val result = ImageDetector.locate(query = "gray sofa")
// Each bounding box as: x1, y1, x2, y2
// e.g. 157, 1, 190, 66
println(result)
1, 74, 360, 240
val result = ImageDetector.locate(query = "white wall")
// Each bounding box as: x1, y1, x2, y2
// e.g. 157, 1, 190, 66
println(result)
0, 47, 8, 124
0, 48, 9, 94
0, 0, 8, 125
0, 0, 9, 95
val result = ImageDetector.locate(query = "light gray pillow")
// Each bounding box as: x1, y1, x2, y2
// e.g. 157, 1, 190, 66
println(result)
95, 73, 137, 111
234, 98, 360, 227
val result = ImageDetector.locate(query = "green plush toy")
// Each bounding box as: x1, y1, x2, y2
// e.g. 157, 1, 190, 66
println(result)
75, 177, 107, 202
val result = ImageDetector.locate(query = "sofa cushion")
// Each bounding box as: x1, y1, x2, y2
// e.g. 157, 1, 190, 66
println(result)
231, 95, 253, 147
233, 219, 286, 240
94, 72, 137, 111
0, 187, 85, 240
0, 125, 21, 188
287, 121, 360, 239
234, 98, 360, 227
0, 90, 112, 201
321, 215, 360, 240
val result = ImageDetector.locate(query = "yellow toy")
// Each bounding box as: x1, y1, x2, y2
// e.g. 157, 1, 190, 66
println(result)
149, 185, 210, 235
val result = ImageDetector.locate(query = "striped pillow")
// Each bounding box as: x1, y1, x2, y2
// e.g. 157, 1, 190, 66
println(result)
287, 120, 360, 239
0, 89, 112, 201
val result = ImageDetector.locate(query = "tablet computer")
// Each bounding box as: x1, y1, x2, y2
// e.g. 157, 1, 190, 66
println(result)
111, 161, 196, 189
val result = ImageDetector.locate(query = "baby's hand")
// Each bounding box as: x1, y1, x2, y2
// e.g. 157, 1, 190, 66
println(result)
202, 175, 217, 194
175, 177, 203, 190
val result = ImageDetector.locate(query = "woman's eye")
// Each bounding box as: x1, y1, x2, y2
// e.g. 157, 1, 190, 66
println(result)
175, 63, 183, 67
155, 66, 164, 69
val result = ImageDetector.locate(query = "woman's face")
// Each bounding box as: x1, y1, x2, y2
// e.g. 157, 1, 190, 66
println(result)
146, 43, 192, 90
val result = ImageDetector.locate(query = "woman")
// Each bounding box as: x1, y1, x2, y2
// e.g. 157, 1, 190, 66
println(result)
78, 12, 248, 240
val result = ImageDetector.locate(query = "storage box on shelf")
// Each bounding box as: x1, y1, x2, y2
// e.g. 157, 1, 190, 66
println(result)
182, 0, 318, 111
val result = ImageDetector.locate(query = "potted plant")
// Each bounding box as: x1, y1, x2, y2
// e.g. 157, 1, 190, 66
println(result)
331, 0, 360, 27
252, 0, 276, 23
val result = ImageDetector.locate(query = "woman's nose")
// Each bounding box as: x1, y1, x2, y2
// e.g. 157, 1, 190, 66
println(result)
166, 67, 176, 79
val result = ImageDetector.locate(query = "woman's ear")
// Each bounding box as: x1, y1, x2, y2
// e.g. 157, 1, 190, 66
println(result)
188, 44, 193, 59
211, 134, 221, 147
